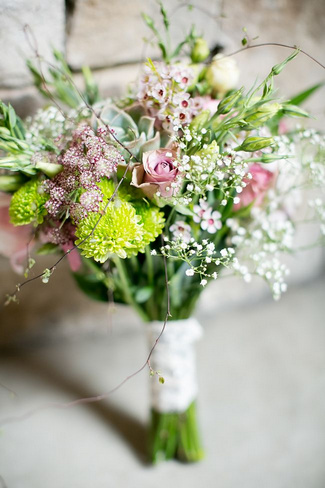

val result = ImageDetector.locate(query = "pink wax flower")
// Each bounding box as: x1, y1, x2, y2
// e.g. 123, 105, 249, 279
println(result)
131, 148, 181, 198
0, 191, 33, 273
234, 163, 274, 210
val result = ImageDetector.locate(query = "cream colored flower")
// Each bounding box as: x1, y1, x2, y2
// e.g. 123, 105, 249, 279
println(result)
206, 54, 240, 95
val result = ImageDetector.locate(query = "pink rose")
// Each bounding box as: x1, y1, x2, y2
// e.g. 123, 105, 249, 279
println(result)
235, 163, 274, 210
0, 192, 34, 273
131, 148, 180, 198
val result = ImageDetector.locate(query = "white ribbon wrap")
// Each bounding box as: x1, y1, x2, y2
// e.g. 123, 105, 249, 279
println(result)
146, 318, 203, 413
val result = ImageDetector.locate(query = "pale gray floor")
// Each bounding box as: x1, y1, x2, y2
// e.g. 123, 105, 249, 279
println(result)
0, 277, 325, 488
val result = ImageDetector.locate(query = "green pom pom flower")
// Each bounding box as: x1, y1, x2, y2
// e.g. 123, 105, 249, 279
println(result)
9, 179, 48, 226
130, 203, 165, 255
75, 199, 143, 261
75, 179, 165, 262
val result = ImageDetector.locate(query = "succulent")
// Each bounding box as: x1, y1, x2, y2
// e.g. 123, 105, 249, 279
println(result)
92, 103, 172, 162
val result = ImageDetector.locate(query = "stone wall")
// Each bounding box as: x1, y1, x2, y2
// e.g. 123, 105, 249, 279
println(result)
0, 0, 324, 342
1, 0, 324, 119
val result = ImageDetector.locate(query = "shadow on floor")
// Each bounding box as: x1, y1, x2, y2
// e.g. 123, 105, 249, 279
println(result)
0, 350, 149, 464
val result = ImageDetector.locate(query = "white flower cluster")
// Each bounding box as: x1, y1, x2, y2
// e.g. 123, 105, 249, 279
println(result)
227, 204, 294, 299
309, 198, 325, 239
160, 236, 238, 285
25, 107, 69, 148
171, 126, 250, 206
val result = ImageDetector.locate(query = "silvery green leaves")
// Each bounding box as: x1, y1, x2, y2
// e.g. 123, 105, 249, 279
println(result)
97, 103, 163, 162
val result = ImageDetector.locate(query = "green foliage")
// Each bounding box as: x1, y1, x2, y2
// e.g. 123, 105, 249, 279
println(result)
27, 49, 100, 109
73, 271, 109, 302
142, 4, 197, 63
36, 243, 60, 255
0, 174, 27, 192
0, 102, 36, 176
9, 179, 48, 226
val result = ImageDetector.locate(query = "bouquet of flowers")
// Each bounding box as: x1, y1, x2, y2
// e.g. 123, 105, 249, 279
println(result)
1, 5, 324, 463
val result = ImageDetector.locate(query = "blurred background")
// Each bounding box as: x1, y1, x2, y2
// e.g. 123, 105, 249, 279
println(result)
0, 1, 325, 487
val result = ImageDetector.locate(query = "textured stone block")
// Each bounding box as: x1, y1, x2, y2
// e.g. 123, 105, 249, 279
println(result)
66, 0, 221, 70
0, 0, 65, 88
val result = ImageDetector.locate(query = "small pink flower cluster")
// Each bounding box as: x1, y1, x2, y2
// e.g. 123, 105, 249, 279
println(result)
43, 125, 124, 222
137, 62, 195, 128
194, 199, 222, 234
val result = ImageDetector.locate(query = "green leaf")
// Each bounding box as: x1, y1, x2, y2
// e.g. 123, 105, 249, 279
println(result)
36, 243, 60, 255
289, 82, 324, 106
158, 42, 168, 62
159, 2, 170, 31
0, 174, 26, 192
8, 104, 17, 130
135, 286, 153, 303
174, 204, 194, 217
142, 13, 159, 37
281, 103, 310, 118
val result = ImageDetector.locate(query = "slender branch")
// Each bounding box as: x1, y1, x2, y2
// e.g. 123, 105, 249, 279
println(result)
225, 42, 325, 70
0, 251, 171, 427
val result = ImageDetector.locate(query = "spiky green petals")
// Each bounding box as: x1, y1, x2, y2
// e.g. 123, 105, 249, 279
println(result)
75, 200, 143, 261
75, 178, 165, 261
131, 203, 165, 255
9, 179, 48, 226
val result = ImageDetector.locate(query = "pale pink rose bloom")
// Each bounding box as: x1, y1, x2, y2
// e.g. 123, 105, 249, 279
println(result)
131, 148, 181, 198
0, 192, 33, 273
234, 163, 274, 210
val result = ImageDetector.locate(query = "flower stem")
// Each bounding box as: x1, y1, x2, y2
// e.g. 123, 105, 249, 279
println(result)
113, 257, 149, 322
149, 401, 204, 463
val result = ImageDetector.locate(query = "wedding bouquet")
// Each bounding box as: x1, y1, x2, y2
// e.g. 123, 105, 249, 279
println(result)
1, 5, 324, 463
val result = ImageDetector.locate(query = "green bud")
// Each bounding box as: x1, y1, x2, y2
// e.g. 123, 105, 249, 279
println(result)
260, 154, 289, 163
245, 102, 282, 124
216, 88, 243, 115
41, 268, 52, 284
190, 38, 210, 63
271, 49, 300, 76
35, 161, 63, 178
247, 154, 290, 163
235, 136, 274, 152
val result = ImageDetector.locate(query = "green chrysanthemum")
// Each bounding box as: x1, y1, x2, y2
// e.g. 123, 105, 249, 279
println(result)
75, 200, 143, 261
75, 179, 165, 261
9, 179, 48, 226
130, 203, 165, 255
